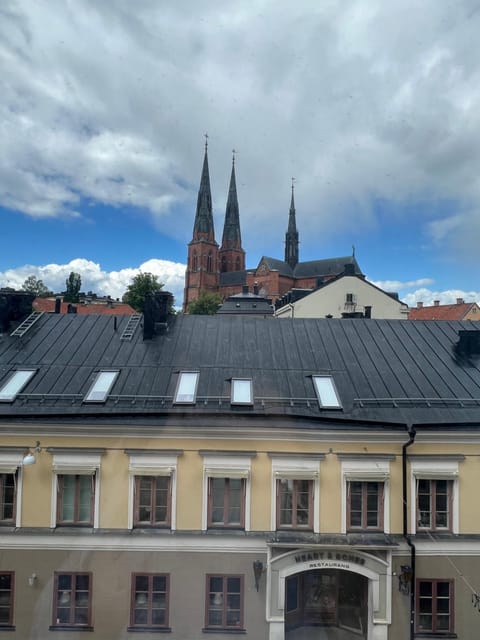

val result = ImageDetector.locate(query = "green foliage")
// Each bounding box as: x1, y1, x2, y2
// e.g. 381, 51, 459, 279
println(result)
122, 272, 164, 313
63, 272, 82, 303
22, 275, 50, 297
187, 291, 222, 315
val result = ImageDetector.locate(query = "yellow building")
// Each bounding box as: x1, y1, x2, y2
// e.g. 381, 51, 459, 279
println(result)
0, 292, 480, 639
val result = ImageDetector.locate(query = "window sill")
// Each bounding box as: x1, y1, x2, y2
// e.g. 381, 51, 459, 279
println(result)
202, 628, 246, 634
49, 625, 93, 632
414, 633, 457, 638
0, 625, 15, 631
127, 626, 171, 633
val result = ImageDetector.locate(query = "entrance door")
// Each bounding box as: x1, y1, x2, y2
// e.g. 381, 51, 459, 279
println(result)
285, 569, 368, 639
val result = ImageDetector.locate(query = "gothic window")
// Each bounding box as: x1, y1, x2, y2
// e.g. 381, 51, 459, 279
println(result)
207, 252, 213, 272
221, 256, 227, 273
192, 252, 198, 271
235, 256, 241, 271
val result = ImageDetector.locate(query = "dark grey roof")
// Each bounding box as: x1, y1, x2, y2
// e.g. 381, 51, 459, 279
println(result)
217, 292, 274, 316
219, 270, 247, 286
0, 314, 479, 428
258, 256, 362, 280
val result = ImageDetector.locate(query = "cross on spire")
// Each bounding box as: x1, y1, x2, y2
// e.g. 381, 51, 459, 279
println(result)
204, 132, 209, 151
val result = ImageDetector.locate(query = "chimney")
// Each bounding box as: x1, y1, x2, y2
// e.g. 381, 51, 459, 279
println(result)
253, 284, 259, 296
242, 285, 249, 295
434, 300, 440, 306
55, 298, 61, 314
344, 263, 355, 276
456, 298, 464, 305
67, 304, 77, 314
143, 291, 174, 340
364, 306, 372, 319
417, 302, 423, 308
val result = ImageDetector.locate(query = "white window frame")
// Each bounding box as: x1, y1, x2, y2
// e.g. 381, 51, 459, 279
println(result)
0, 370, 36, 402
50, 451, 104, 528
201, 453, 254, 531
231, 379, 253, 405
270, 455, 322, 533
340, 457, 391, 534
312, 375, 342, 409
84, 370, 119, 403
126, 451, 181, 530
0, 449, 25, 527
410, 458, 461, 535
173, 371, 199, 404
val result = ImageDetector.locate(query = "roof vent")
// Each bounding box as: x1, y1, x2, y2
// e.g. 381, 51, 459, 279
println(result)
434, 300, 440, 306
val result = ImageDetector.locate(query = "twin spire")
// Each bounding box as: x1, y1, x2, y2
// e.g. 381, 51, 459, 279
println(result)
192, 140, 299, 268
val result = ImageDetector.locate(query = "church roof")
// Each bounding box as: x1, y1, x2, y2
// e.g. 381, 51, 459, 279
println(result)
219, 270, 247, 286
259, 255, 362, 279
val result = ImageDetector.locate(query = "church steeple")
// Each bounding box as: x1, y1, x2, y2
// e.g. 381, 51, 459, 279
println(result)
192, 137, 215, 242
183, 137, 220, 312
285, 179, 299, 269
219, 152, 245, 273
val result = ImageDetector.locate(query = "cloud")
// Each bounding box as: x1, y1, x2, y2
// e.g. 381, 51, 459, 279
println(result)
0, 258, 186, 307
371, 278, 435, 292
2, 0, 480, 263
403, 288, 480, 307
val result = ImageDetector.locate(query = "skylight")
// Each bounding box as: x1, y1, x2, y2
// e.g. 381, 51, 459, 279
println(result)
174, 371, 199, 404
84, 371, 119, 403
312, 375, 342, 409
231, 378, 253, 405
0, 370, 36, 402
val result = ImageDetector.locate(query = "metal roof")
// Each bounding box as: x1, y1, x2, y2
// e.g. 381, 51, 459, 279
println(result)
0, 314, 479, 427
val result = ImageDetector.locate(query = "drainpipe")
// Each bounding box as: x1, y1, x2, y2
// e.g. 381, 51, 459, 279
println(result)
402, 425, 416, 640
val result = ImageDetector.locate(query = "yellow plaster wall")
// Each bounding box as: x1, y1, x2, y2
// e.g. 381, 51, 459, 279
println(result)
99, 449, 128, 528
250, 452, 271, 530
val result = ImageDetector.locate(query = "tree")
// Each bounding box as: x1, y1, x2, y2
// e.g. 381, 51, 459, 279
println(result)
63, 272, 82, 303
22, 275, 50, 297
187, 291, 222, 315
122, 272, 164, 313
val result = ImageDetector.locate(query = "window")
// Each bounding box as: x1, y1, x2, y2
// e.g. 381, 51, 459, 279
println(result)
235, 256, 241, 271
202, 453, 253, 531
134, 476, 171, 527
347, 481, 384, 531
231, 378, 253, 405
205, 575, 244, 631
129, 574, 170, 631
410, 457, 462, 534
0, 370, 36, 402
51, 573, 92, 629
207, 251, 213, 272
417, 479, 452, 531
192, 251, 198, 271
50, 449, 104, 529
416, 579, 454, 634
340, 455, 392, 534
312, 375, 342, 409
57, 475, 94, 526
0, 473, 16, 525
277, 479, 313, 529
84, 370, 119, 402
0, 573, 14, 628
208, 478, 245, 528
174, 371, 199, 404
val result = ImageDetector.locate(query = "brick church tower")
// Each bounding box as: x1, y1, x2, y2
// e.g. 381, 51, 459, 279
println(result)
219, 154, 245, 275
183, 140, 219, 310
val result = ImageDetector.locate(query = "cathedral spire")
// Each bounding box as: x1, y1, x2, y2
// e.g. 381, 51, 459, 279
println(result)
192, 134, 215, 242
285, 178, 299, 269
221, 151, 242, 250
219, 150, 245, 273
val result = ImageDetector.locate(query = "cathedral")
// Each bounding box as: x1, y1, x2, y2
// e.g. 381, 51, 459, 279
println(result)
183, 142, 362, 311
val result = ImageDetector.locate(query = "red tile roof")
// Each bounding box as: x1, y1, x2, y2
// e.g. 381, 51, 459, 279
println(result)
33, 298, 136, 315
409, 303, 476, 320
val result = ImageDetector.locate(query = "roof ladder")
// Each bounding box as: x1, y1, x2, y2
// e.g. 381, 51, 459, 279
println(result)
10, 311, 45, 337
120, 314, 142, 341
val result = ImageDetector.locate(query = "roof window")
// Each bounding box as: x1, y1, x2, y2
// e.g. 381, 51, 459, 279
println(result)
84, 371, 119, 403
0, 370, 36, 402
174, 371, 199, 404
312, 375, 342, 409
231, 378, 253, 405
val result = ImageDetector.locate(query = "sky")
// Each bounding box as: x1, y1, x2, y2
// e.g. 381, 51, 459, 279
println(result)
1, 0, 480, 309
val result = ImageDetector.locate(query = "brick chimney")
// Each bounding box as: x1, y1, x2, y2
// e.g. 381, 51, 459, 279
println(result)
456, 298, 464, 305
434, 300, 440, 306
417, 301, 423, 308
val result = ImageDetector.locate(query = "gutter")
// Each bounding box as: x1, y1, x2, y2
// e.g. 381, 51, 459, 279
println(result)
402, 424, 416, 640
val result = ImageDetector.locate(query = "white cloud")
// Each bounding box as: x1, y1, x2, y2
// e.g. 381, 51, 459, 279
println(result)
403, 288, 480, 307
2, 0, 480, 263
371, 278, 435, 291
0, 258, 186, 308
